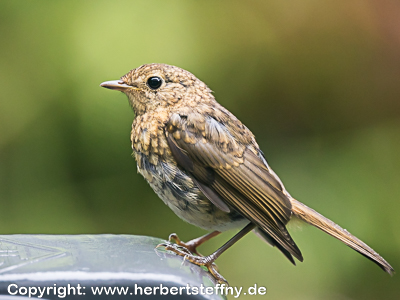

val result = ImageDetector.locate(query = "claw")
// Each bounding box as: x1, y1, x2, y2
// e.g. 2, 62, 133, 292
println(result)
168, 233, 181, 244
155, 243, 167, 249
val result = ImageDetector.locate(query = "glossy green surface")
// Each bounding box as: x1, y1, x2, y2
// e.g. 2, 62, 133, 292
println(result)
0, 235, 222, 299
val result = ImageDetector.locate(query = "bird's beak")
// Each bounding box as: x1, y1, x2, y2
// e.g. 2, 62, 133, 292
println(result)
100, 80, 135, 92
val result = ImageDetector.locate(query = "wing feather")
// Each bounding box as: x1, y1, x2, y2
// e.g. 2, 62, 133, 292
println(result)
166, 111, 303, 261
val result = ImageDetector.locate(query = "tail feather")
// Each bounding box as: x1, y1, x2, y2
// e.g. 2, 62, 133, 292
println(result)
253, 228, 296, 265
291, 199, 394, 275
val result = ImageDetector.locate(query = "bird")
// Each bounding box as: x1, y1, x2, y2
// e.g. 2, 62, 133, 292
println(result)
100, 63, 394, 283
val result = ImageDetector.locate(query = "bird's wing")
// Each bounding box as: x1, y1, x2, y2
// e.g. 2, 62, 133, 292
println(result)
166, 110, 303, 261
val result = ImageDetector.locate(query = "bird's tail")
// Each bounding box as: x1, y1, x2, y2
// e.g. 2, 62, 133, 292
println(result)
291, 199, 394, 275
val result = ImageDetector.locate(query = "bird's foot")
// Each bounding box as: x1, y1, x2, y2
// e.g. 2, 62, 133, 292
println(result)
156, 241, 227, 285
183, 254, 227, 285
163, 233, 203, 256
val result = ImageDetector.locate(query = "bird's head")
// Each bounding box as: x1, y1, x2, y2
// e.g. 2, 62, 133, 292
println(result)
100, 63, 213, 115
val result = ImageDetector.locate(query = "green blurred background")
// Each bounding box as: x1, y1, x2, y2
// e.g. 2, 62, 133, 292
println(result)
1, 1, 399, 299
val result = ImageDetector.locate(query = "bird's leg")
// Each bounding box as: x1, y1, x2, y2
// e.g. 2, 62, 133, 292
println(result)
159, 223, 256, 284
166, 231, 221, 256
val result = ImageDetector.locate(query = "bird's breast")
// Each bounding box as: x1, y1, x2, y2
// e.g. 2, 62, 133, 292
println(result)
131, 112, 171, 166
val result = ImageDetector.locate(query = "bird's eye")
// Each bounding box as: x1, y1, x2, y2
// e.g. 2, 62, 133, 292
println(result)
147, 76, 163, 90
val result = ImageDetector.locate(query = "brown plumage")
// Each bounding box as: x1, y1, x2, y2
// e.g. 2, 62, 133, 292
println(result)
100, 63, 394, 282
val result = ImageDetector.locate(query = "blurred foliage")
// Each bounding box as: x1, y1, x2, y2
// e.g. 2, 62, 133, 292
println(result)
1, 0, 400, 299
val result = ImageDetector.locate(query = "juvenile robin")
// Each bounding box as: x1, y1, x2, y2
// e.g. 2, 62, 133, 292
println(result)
101, 63, 394, 283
